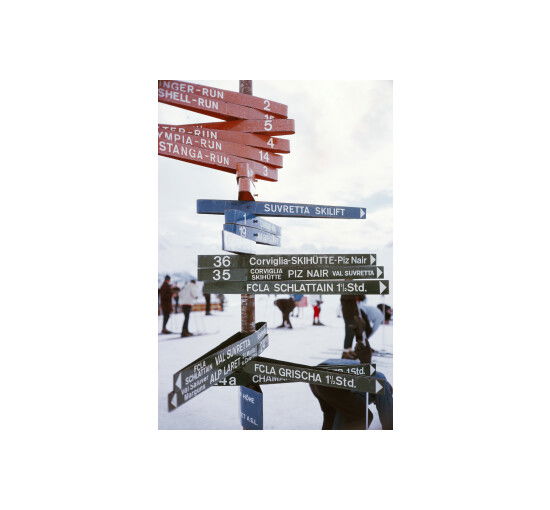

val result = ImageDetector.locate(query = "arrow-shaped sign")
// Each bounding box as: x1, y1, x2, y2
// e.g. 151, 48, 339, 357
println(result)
222, 230, 256, 255
174, 119, 295, 136
167, 323, 268, 411
198, 254, 378, 269
159, 86, 268, 121
197, 199, 367, 219
159, 140, 279, 182
223, 223, 281, 247
159, 124, 291, 153
158, 129, 284, 167
203, 279, 390, 295
198, 265, 384, 282
225, 210, 281, 236
159, 80, 288, 118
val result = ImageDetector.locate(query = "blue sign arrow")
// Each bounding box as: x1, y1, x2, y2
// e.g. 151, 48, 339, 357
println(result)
197, 199, 366, 219
225, 209, 281, 236
224, 223, 281, 247
240, 386, 263, 430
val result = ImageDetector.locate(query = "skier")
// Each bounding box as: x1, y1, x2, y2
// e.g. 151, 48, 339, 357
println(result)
310, 337, 393, 430
291, 294, 303, 317
312, 299, 324, 325
216, 294, 225, 312
158, 275, 173, 334
274, 297, 296, 328
359, 298, 385, 344
204, 291, 212, 316
172, 282, 181, 313
340, 294, 364, 351
180, 279, 200, 337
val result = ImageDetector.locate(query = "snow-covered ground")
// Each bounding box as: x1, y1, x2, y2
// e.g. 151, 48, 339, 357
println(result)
158, 294, 393, 430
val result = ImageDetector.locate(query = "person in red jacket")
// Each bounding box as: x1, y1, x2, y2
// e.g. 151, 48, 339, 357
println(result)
312, 299, 324, 325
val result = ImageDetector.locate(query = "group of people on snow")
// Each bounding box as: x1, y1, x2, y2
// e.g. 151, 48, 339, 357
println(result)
159, 276, 224, 337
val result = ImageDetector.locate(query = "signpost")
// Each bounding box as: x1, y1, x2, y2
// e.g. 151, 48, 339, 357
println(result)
203, 279, 390, 295
160, 79, 391, 429
159, 124, 291, 153
198, 253, 377, 269
197, 199, 367, 219
198, 265, 383, 282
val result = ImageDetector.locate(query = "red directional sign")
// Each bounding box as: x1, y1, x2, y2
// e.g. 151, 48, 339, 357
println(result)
159, 86, 269, 121
159, 80, 288, 118
158, 124, 290, 154
158, 138, 279, 182
175, 118, 295, 136
158, 129, 283, 167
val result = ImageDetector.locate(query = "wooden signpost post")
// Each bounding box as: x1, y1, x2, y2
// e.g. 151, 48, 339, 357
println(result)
159, 80, 390, 430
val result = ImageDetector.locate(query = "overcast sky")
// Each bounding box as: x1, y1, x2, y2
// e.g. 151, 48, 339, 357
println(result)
158, 80, 392, 278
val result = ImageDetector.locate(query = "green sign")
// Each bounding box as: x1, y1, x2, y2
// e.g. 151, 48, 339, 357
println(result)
167, 323, 268, 411
203, 279, 389, 295
198, 253, 377, 269
240, 357, 384, 394
198, 265, 384, 282
217, 362, 376, 386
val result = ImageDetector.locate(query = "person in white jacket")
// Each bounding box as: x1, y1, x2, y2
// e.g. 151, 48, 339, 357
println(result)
358, 299, 385, 343
179, 280, 200, 337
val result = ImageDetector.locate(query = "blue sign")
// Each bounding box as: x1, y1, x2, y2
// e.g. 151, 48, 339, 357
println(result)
197, 199, 366, 219
240, 386, 263, 430
225, 209, 281, 236
224, 223, 281, 247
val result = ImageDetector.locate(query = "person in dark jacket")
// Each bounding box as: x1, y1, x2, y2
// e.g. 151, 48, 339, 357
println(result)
377, 303, 393, 323
310, 340, 393, 430
204, 291, 211, 315
340, 294, 365, 350
274, 297, 296, 328
158, 275, 173, 334
172, 283, 181, 313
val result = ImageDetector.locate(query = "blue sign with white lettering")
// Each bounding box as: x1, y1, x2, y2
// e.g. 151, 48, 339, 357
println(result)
225, 209, 281, 236
224, 223, 281, 247
240, 386, 263, 430
197, 199, 366, 219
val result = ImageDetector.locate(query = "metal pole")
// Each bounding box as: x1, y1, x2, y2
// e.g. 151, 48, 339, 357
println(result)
239, 80, 255, 334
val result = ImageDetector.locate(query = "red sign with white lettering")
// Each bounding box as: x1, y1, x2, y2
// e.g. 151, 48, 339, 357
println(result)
158, 138, 279, 181
158, 124, 290, 154
158, 80, 287, 118
158, 86, 270, 121
174, 119, 295, 136
158, 129, 283, 167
